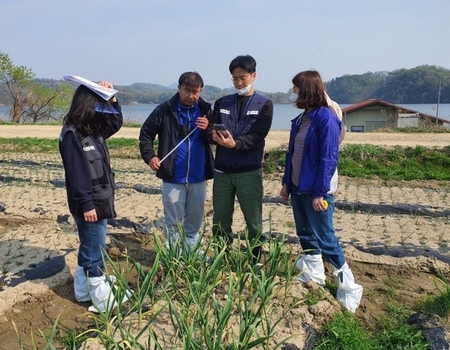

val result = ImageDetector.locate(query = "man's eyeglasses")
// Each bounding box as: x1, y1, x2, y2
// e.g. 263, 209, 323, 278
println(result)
180, 87, 202, 97
231, 75, 251, 83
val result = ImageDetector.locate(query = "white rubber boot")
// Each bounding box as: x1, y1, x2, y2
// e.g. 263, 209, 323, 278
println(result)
74, 266, 118, 303
74, 266, 90, 302
296, 254, 326, 285
87, 276, 131, 313
333, 262, 363, 313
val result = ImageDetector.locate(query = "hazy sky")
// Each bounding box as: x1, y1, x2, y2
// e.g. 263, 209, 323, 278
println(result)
1, 0, 448, 93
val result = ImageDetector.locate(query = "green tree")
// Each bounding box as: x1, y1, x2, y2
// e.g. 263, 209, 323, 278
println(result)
378, 65, 450, 103
0, 50, 34, 122
0, 50, 70, 123
326, 71, 386, 103
22, 83, 72, 123
326, 65, 450, 104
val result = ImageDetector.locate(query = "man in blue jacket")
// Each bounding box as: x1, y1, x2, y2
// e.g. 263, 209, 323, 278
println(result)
139, 72, 214, 252
208, 55, 273, 264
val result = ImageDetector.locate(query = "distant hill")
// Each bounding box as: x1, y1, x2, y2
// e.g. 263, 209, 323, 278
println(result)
1, 65, 449, 105
326, 65, 450, 104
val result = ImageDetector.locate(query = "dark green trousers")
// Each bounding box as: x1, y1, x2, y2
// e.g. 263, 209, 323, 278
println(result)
212, 169, 263, 245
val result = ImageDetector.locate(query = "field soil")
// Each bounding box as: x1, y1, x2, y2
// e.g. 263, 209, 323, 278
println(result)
1, 124, 450, 149
0, 126, 449, 349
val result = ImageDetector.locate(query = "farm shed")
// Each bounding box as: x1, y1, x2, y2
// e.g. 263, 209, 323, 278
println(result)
341, 99, 449, 132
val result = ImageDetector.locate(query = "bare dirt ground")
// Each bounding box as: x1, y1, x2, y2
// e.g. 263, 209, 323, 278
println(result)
0, 126, 449, 349
1, 124, 449, 149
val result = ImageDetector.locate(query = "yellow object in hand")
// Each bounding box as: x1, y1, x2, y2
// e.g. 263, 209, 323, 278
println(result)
323, 200, 328, 209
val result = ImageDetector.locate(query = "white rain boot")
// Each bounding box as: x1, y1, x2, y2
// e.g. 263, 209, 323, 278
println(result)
333, 262, 363, 313
87, 276, 131, 313
74, 266, 117, 303
296, 254, 326, 285
74, 266, 90, 302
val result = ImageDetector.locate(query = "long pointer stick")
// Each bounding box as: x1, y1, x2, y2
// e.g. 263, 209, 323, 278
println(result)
159, 126, 199, 164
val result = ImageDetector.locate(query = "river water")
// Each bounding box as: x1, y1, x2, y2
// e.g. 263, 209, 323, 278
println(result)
1, 103, 449, 131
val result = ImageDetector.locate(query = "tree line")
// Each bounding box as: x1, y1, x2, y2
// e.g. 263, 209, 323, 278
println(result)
1, 49, 449, 123
326, 65, 450, 104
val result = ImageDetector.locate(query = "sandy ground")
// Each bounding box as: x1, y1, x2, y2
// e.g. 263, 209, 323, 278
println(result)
0, 124, 449, 149
0, 126, 450, 348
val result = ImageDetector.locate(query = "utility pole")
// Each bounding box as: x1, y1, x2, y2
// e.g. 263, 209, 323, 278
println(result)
436, 81, 441, 125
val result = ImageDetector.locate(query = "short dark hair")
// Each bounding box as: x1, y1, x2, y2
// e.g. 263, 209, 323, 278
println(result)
229, 55, 256, 74
178, 72, 204, 88
291, 70, 327, 110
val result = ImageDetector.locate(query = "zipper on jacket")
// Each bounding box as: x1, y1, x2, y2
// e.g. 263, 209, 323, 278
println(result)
185, 108, 191, 183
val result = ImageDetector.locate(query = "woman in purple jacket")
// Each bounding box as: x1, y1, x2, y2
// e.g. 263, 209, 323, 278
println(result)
280, 70, 363, 313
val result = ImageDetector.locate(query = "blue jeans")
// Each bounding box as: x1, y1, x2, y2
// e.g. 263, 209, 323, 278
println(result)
162, 181, 207, 246
74, 216, 107, 278
290, 183, 345, 269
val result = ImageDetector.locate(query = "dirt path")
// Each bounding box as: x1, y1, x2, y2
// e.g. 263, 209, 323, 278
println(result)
0, 125, 449, 149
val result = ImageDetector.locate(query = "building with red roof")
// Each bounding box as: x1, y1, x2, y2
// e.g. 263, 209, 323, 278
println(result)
341, 99, 449, 132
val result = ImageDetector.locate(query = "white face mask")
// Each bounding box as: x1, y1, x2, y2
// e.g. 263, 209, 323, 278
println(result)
236, 84, 252, 96
289, 93, 298, 103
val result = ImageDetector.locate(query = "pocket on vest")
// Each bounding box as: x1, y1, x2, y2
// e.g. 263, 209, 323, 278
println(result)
92, 185, 115, 218
85, 150, 105, 180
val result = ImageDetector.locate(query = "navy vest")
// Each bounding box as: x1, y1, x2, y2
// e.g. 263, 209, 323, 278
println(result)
60, 125, 116, 219
215, 93, 269, 172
